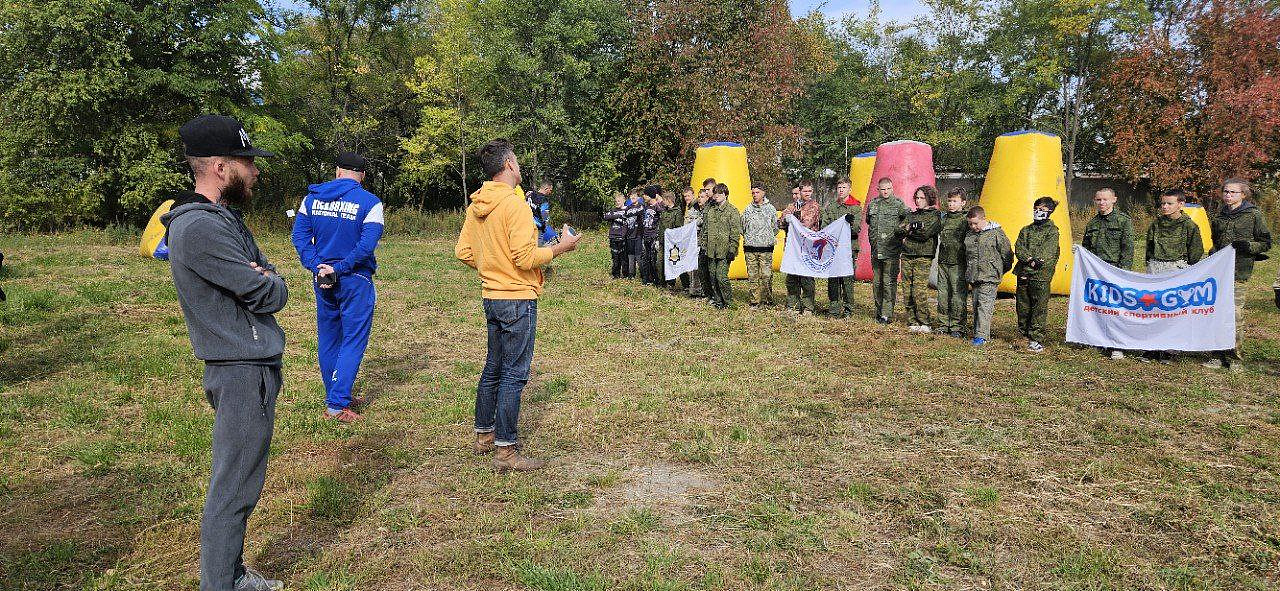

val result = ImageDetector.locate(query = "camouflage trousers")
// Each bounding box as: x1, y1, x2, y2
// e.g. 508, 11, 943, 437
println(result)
935, 263, 968, 334
1016, 278, 1051, 343
901, 256, 933, 327
744, 251, 774, 306
707, 257, 733, 307
871, 256, 900, 320
826, 274, 856, 317
786, 274, 816, 312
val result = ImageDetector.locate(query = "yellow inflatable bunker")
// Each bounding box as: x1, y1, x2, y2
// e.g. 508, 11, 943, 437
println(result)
1182, 203, 1214, 253
979, 130, 1073, 294
689, 142, 782, 278
848, 152, 876, 280
139, 199, 175, 259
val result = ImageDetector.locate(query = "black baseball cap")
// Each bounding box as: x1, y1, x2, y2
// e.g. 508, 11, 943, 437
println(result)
336, 151, 367, 172
179, 114, 274, 158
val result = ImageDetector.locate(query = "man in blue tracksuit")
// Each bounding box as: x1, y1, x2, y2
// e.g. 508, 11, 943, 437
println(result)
291, 151, 384, 422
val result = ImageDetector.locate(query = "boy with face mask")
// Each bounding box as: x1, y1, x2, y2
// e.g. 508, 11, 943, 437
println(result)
1013, 197, 1060, 353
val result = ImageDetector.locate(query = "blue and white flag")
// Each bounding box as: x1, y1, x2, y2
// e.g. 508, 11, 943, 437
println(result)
780, 215, 855, 278
1066, 246, 1235, 351
664, 221, 700, 280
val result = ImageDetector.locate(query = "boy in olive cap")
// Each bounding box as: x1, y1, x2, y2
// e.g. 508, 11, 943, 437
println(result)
161, 114, 287, 591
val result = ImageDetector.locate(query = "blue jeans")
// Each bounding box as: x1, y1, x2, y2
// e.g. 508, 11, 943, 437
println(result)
475, 299, 537, 446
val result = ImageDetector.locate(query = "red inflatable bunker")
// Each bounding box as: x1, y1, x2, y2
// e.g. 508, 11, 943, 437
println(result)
858, 140, 936, 279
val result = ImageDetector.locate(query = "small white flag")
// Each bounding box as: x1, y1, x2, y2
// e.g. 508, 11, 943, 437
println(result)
663, 222, 700, 280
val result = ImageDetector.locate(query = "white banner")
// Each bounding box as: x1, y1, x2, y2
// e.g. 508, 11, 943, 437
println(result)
664, 222, 700, 280
1065, 246, 1235, 351
780, 215, 855, 279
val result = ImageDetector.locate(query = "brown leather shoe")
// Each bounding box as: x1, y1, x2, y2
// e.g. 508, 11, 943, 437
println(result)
474, 432, 496, 455
324, 408, 363, 423
492, 445, 546, 472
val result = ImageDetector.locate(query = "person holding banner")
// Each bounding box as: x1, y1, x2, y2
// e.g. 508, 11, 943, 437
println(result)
659, 190, 685, 292
1014, 197, 1061, 353
742, 182, 778, 307
1207, 178, 1272, 371
821, 178, 861, 318
704, 183, 743, 309
696, 179, 718, 303
1145, 189, 1203, 274
779, 181, 821, 314
1081, 188, 1135, 359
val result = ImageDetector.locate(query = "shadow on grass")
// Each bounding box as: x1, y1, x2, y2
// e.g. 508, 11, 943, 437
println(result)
0, 313, 111, 387
254, 432, 399, 576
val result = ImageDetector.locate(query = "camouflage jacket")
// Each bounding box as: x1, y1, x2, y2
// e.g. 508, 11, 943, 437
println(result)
1081, 211, 1134, 269
1014, 220, 1060, 281
964, 222, 1013, 284
1146, 214, 1203, 265
821, 200, 862, 256
1210, 202, 1272, 281
865, 196, 908, 259
937, 211, 968, 266
704, 199, 744, 259
900, 207, 941, 258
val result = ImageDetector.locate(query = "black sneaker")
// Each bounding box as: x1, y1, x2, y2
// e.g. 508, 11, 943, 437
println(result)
1273, 288, 1280, 310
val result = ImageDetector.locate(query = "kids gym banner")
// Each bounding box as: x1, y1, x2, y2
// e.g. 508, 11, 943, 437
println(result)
1066, 246, 1235, 351
664, 222, 700, 281
780, 216, 855, 279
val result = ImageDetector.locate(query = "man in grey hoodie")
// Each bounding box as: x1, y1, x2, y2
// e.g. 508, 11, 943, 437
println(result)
160, 115, 288, 591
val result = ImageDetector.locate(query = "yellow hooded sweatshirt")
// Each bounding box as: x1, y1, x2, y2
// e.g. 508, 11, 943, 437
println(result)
455, 181, 554, 299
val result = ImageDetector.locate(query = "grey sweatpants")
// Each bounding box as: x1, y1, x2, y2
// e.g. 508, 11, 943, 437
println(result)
201, 363, 280, 591
969, 281, 1000, 340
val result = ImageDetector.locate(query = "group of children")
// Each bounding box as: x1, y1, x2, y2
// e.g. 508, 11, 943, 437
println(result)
602, 174, 1271, 367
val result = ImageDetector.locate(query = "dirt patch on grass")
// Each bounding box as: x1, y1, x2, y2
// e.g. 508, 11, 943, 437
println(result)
591, 463, 718, 518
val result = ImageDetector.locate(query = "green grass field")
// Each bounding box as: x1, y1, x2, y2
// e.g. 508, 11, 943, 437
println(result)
2, 221, 1279, 590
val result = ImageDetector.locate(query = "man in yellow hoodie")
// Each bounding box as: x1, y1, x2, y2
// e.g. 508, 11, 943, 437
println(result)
455, 139, 581, 471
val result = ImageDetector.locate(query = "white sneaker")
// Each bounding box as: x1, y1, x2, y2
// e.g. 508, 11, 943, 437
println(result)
919, 326, 932, 334
1109, 350, 1125, 360
907, 325, 923, 333
1202, 358, 1224, 369
1028, 341, 1045, 353
1229, 361, 1244, 373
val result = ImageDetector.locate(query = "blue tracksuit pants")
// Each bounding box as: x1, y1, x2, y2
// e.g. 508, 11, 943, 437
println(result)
315, 273, 376, 410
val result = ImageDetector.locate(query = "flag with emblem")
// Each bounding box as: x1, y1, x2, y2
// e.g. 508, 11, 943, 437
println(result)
664, 221, 700, 280
779, 215, 855, 278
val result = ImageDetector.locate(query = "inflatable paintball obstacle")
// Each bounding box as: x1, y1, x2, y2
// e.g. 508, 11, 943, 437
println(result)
848, 151, 876, 280
978, 130, 1073, 294
863, 140, 936, 209
139, 199, 175, 259
1182, 203, 1214, 253
689, 142, 783, 278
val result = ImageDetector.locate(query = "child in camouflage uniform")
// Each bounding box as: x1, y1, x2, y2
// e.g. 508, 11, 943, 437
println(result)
1208, 178, 1272, 371
964, 206, 1013, 346
866, 177, 908, 323
936, 188, 969, 337
821, 178, 862, 318
1013, 197, 1061, 353
1142, 188, 1204, 363
1081, 187, 1135, 360
900, 186, 941, 332
704, 183, 744, 309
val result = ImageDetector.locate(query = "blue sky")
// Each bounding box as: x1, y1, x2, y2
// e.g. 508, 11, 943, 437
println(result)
789, 0, 928, 21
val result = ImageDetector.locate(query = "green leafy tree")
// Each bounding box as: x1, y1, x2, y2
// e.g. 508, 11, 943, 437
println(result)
261, 0, 432, 210
0, 0, 276, 229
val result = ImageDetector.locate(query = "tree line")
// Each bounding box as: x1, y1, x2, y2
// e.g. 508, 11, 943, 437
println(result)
0, 0, 1276, 230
